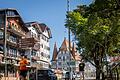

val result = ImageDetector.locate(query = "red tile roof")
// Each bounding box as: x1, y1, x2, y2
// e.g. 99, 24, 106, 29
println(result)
52, 37, 81, 61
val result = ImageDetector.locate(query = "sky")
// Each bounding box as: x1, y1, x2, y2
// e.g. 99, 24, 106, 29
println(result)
0, 0, 92, 59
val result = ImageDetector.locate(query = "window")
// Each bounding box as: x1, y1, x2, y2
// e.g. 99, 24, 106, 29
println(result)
9, 48, 17, 57
67, 62, 70, 65
11, 23, 17, 30
44, 45, 50, 51
67, 55, 70, 59
31, 50, 36, 56
48, 70, 54, 75
41, 52, 44, 56
0, 31, 3, 39
48, 55, 50, 58
58, 56, 61, 60
19, 50, 25, 56
11, 23, 14, 28
7, 21, 11, 29
0, 11, 4, 15
32, 28, 35, 30
42, 35, 47, 41
0, 45, 3, 52
14, 25, 17, 30
9, 35, 17, 43
58, 62, 61, 66
0, 17, 4, 27
63, 56, 65, 61
41, 44, 43, 48
47, 39, 49, 42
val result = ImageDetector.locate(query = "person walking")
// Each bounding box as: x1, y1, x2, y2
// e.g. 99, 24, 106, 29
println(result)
19, 55, 28, 80
79, 60, 85, 80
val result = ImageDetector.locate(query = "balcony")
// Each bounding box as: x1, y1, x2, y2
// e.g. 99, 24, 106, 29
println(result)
26, 32, 39, 42
32, 56, 40, 61
18, 38, 37, 49
7, 28, 26, 37
0, 39, 18, 48
7, 54, 16, 58
0, 27, 26, 37
32, 35, 39, 42
7, 39, 17, 47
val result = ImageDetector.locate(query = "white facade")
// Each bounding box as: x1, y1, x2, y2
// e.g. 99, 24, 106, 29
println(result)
39, 30, 50, 68
56, 51, 71, 70
25, 25, 40, 68
51, 38, 81, 73
25, 22, 52, 69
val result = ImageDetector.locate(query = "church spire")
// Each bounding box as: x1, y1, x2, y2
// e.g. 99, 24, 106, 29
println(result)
52, 42, 58, 61
60, 37, 72, 51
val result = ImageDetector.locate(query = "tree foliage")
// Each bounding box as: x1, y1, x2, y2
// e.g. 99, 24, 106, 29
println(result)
65, 0, 120, 59
65, 1, 120, 79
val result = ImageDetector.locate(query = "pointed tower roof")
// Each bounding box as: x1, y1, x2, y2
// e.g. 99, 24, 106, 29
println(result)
58, 37, 81, 60
52, 42, 58, 61
59, 37, 72, 51
72, 43, 82, 61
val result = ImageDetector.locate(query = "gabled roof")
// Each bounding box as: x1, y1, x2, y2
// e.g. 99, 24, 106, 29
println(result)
52, 42, 58, 61
39, 23, 52, 38
25, 21, 42, 33
59, 37, 72, 51
39, 23, 46, 32
25, 22, 52, 39
71, 43, 82, 61
59, 38, 81, 60
0, 8, 29, 32
51, 38, 81, 61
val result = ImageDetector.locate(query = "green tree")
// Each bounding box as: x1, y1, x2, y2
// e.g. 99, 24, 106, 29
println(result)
65, 0, 120, 79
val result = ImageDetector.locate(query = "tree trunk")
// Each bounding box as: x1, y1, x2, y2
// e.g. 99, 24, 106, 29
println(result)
116, 68, 119, 80
109, 68, 113, 80
102, 72, 105, 80
96, 66, 101, 80
95, 59, 101, 80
